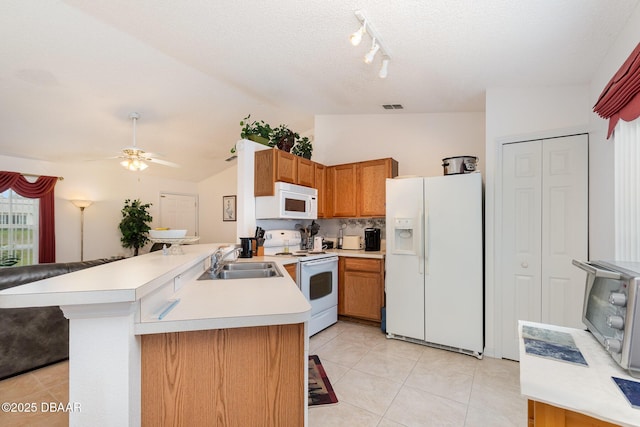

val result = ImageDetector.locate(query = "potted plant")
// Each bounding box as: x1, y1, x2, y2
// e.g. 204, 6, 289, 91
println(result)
240, 114, 274, 146
291, 136, 313, 159
119, 198, 153, 256
271, 124, 298, 152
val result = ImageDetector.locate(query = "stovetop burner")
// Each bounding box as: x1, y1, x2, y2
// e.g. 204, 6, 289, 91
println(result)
272, 251, 327, 257
274, 252, 307, 257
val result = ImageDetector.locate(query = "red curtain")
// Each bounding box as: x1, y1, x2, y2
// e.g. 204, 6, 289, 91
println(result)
0, 171, 59, 263
593, 42, 640, 138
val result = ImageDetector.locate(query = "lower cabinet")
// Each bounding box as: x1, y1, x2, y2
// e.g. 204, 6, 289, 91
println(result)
284, 263, 297, 284
141, 324, 305, 426
338, 257, 385, 322
528, 400, 619, 427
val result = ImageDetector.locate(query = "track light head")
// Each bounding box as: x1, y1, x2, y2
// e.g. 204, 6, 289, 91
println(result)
379, 57, 390, 78
364, 39, 380, 64
350, 21, 366, 46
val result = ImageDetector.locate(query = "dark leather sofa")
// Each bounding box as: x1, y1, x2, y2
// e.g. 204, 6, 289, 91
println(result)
0, 257, 122, 380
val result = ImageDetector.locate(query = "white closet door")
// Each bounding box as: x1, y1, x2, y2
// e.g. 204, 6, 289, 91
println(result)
501, 134, 588, 360
159, 193, 198, 236
541, 134, 588, 329
502, 140, 543, 361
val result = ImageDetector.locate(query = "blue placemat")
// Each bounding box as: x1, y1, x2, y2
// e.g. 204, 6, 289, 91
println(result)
523, 325, 588, 366
612, 377, 640, 409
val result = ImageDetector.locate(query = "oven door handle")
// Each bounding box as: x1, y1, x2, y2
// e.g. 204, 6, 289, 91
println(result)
301, 257, 338, 267
572, 259, 622, 280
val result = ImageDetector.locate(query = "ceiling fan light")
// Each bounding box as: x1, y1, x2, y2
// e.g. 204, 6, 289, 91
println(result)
121, 158, 148, 171
134, 160, 148, 171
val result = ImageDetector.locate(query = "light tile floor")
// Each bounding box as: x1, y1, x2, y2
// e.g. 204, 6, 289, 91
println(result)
0, 320, 526, 427
309, 321, 527, 427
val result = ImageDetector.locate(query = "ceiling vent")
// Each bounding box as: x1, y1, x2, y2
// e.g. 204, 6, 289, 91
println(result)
382, 104, 404, 110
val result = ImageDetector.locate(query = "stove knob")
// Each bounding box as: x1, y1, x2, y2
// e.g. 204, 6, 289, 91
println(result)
605, 338, 623, 354
609, 292, 627, 307
606, 315, 625, 329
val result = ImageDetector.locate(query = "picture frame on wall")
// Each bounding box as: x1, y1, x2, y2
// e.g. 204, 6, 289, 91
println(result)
223, 195, 236, 222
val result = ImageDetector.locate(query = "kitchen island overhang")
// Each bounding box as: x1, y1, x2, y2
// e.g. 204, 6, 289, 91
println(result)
0, 244, 311, 427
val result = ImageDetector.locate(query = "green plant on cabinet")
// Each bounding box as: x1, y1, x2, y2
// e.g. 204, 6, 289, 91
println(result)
291, 136, 313, 159
234, 114, 313, 159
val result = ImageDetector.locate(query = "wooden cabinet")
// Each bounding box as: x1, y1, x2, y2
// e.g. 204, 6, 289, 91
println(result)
328, 158, 398, 218
314, 163, 327, 218
358, 158, 398, 217
338, 257, 385, 322
327, 163, 358, 217
141, 324, 305, 426
284, 263, 297, 284
527, 400, 618, 427
254, 149, 298, 196
296, 157, 315, 188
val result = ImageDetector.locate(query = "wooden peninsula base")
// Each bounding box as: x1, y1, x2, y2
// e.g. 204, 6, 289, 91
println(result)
528, 400, 620, 427
141, 323, 305, 426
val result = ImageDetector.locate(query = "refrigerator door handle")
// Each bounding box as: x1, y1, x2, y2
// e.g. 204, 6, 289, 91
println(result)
423, 205, 429, 274
419, 208, 426, 275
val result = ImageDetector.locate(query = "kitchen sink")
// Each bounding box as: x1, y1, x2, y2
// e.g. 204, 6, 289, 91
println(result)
197, 262, 282, 280
222, 262, 274, 271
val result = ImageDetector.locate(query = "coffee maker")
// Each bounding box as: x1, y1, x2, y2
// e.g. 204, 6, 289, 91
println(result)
364, 228, 381, 251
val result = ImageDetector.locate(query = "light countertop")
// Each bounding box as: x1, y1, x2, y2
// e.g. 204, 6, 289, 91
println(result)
0, 244, 223, 308
0, 244, 311, 335
519, 321, 640, 426
327, 249, 385, 259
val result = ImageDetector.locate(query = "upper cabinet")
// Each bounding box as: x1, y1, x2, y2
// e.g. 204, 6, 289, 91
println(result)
314, 163, 327, 218
297, 157, 315, 188
254, 149, 298, 196
328, 158, 398, 218
327, 163, 358, 217
254, 149, 397, 218
358, 158, 399, 217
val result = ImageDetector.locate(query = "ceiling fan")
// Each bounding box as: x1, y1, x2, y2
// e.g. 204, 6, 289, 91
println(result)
115, 112, 179, 171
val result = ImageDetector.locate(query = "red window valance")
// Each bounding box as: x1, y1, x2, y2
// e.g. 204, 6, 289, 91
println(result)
593, 42, 640, 138
0, 171, 59, 263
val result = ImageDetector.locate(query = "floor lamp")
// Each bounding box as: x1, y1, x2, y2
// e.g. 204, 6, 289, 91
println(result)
70, 200, 93, 261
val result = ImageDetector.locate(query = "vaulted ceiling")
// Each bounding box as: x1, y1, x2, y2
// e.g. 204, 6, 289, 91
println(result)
0, 0, 637, 181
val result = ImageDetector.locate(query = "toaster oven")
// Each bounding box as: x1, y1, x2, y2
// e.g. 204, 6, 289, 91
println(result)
573, 259, 640, 377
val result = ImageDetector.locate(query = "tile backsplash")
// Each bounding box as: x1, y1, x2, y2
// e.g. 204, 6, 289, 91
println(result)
254, 218, 386, 243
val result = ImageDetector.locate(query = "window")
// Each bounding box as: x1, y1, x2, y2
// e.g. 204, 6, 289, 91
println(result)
614, 118, 640, 261
0, 189, 39, 266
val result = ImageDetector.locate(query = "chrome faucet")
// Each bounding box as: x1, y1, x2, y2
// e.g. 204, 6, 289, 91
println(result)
210, 247, 242, 274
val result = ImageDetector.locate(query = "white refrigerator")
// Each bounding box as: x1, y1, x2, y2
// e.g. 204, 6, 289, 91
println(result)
385, 173, 483, 357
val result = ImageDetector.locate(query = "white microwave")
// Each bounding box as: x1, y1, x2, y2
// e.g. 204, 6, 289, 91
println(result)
255, 182, 318, 220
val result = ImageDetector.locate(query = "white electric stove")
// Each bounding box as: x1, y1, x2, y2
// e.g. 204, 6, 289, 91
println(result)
263, 229, 338, 335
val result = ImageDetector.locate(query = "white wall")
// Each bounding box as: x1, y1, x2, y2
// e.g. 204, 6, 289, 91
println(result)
0, 155, 198, 262
197, 165, 238, 244
314, 113, 485, 176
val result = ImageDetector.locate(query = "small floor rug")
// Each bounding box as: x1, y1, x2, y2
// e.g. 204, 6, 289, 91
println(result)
308, 355, 338, 406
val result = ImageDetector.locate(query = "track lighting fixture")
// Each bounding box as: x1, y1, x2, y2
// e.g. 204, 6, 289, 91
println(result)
350, 10, 391, 78
379, 56, 390, 79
